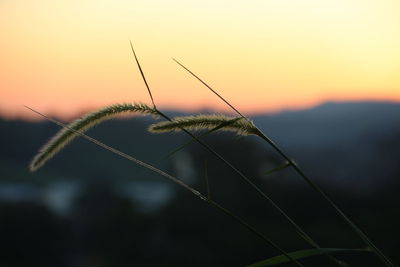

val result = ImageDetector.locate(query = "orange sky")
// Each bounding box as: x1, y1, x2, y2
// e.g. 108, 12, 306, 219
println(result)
1, 0, 400, 120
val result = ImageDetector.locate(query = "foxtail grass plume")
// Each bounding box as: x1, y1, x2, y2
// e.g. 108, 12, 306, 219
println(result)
148, 114, 259, 136
29, 103, 158, 172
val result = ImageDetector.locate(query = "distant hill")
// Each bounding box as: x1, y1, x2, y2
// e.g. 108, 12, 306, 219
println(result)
252, 101, 400, 190
1, 101, 399, 192
253, 101, 400, 146
1, 101, 400, 267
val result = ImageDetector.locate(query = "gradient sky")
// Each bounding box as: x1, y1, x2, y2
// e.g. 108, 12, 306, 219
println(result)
1, 0, 400, 119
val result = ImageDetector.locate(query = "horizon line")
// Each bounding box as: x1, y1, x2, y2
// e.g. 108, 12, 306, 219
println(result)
2, 99, 400, 122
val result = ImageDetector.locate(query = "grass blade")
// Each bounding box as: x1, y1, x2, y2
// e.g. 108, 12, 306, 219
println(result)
129, 41, 156, 108
173, 60, 377, 266
173, 58, 245, 117
129, 50, 304, 266
175, 59, 396, 267
247, 248, 371, 267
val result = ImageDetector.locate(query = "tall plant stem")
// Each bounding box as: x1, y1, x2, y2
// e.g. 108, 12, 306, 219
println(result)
129, 45, 342, 266
156, 109, 344, 267
173, 59, 396, 267
26, 106, 303, 267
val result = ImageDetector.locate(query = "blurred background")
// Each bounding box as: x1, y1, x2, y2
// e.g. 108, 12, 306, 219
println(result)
1, 102, 399, 266
1, 0, 400, 266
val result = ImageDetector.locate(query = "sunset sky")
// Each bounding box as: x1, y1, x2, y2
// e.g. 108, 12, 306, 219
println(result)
1, 0, 400, 119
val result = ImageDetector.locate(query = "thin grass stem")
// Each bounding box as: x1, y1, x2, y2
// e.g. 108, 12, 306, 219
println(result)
27, 106, 302, 267
130, 40, 156, 108
171, 60, 347, 266
132, 48, 343, 266
173, 60, 396, 267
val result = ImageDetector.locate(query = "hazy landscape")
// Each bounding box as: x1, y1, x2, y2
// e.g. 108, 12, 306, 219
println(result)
1, 101, 399, 266
2, 0, 400, 265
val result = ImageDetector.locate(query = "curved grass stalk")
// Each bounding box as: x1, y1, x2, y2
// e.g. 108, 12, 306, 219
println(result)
29, 103, 157, 171
27, 106, 303, 267
148, 114, 258, 136
130, 45, 345, 266
173, 58, 396, 267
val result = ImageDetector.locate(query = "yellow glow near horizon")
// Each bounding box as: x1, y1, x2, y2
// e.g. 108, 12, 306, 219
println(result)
1, 0, 400, 119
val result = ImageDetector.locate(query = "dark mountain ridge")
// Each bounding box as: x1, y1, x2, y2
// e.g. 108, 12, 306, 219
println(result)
1, 101, 399, 266
1, 100, 399, 189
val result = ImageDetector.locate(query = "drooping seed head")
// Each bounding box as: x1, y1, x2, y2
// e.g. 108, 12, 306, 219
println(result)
29, 103, 158, 171
148, 114, 259, 136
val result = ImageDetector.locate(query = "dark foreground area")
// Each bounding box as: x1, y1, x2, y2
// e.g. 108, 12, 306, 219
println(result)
1, 101, 399, 266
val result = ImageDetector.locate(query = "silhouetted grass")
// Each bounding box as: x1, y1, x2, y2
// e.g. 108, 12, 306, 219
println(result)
27, 45, 396, 266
